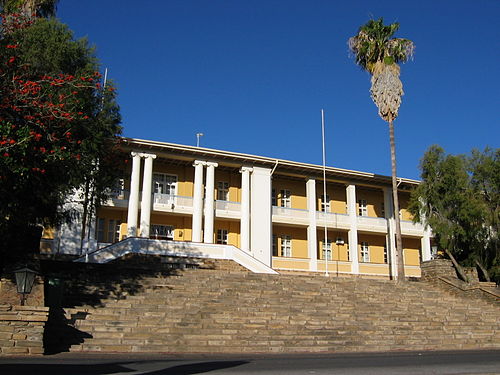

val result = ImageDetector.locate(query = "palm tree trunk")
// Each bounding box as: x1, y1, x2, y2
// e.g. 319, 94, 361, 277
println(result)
389, 120, 405, 282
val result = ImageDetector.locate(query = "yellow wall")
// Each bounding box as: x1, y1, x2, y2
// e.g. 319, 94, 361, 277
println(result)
214, 219, 240, 247
317, 184, 347, 214
358, 233, 386, 264
399, 192, 414, 221
214, 169, 241, 202
403, 237, 421, 266
272, 258, 310, 270
359, 264, 390, 275
273, 178, 307, 210
317, 262, 351, 273
356, 188, 384, 218
153, 164, 194, 197
317, 230, 349, 261
273, 225, 308, 258
150, 213, 192, 241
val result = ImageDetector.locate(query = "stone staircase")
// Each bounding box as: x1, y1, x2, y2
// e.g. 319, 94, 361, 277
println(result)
45, 261, 500, 354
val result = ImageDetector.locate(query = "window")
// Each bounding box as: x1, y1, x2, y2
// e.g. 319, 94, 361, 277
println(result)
320, 194, 330, 212
107, 220, 121, 243
96, 218, 105, 242
281, 235, 292, 257
358, 199, 368, 216
280, 189, 291, 208
153, 174, 177, 195
322, 239, 332, 260
271, 189, 277, 206
217, 181, 229, 201
150, 225, 174, 240
360, 241, 370, 262
217, 229, 228, 244
272, 235, 278, 256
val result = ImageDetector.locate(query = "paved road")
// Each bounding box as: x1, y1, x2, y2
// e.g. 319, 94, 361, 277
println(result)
0, 350, 499, 375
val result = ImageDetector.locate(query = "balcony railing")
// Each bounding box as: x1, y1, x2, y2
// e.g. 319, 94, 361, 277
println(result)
215, 200, 241, 212
357, 215, 388, 229
272, 206, 309, 219
153, 194, 193, 210
316, 211, 350, 228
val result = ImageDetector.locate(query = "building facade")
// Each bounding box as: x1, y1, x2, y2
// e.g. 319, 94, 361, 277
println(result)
47, 137, 432, 278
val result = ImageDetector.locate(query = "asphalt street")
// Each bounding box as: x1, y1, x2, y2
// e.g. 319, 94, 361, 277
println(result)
1, 350, 499, 375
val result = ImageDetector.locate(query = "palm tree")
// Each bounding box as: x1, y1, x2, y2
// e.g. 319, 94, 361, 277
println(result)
349, 18, 414, 282
0, 0, 58, 17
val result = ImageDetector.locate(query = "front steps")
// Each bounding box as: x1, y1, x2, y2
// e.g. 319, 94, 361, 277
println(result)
45, 262, 499, 354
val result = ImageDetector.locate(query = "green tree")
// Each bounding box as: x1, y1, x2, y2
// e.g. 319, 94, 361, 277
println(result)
0, 11, 122, 268
409, 146, 500, 283
0, 0, 58, 18
348, 18, 415, 281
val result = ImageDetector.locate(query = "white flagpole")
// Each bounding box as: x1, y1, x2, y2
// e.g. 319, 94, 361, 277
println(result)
321, 109, 329, 277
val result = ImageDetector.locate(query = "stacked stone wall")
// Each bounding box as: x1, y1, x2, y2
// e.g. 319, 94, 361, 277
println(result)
0, 305, 48, 355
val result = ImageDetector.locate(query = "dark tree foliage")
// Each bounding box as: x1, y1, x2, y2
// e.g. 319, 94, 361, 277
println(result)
409, 146, 499, 282
0, 11, 122, 269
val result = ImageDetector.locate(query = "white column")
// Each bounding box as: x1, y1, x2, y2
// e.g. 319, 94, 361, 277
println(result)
421, 228, 432, 261
139, 153, 156, 238
127, 152, 142, 237
192, 160, 205, 242
346, 184, 359, 274
203, 162, 218, 243
250, 166, 272, 266
306, 178, 318, 271
384, 187, 397, 278
240, 166, 252, 252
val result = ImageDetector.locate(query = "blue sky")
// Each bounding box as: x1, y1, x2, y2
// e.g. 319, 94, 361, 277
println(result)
58, 0, 499, 180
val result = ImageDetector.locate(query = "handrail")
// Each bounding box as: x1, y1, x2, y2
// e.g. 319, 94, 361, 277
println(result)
73, 238, 278, 274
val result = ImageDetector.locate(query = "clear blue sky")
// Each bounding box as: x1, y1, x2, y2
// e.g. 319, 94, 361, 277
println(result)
57, 0, 499, 180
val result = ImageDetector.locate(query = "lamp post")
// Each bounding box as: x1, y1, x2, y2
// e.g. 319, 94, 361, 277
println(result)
14, 267, 37, 306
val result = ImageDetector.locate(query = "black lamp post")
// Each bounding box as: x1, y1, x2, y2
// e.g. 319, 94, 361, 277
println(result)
14, 267, 37, 306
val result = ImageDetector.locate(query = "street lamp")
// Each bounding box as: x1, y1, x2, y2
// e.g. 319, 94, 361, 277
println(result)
14, 267, 37, 306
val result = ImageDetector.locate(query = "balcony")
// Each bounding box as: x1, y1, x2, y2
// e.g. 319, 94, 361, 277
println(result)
401, 219, 425, 236
153, 194, 193, 215
215, 200, 241, 219
316, 211, 350, 229
272, 206, 309, 225
356, 215, 388, 233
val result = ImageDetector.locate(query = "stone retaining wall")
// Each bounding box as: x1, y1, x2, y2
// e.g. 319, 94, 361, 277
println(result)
0, 305, 49, 355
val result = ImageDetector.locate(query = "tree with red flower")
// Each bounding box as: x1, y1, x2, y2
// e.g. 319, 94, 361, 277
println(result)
0, 6, 122, 268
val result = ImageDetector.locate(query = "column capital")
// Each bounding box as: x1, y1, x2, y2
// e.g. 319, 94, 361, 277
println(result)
193, 160, 207, 167
239, 166, 253, 173
131, 151, 156, 159
206, 161, 218, 168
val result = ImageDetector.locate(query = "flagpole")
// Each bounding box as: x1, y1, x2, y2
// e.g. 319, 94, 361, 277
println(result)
321, 109, 329, 277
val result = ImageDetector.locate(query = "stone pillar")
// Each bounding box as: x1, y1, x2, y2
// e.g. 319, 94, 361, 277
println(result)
384, 187, 397, 278
203, 162, 218, 243
139, 153, 156, 238
250, 166, 272, 266
127, 152, 141, 237
306, 178, 318, 271
192, 160, 205, 242
346, 184, 359, 274
240, 166, 252, 252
